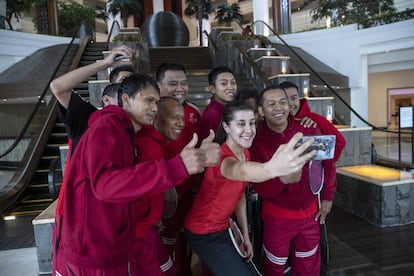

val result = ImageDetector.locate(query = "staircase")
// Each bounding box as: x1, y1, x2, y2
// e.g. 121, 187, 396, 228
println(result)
3, 42, 107, 217
8, 123, 68, 216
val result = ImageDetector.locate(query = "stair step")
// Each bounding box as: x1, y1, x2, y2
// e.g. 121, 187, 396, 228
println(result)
29, 183, 50, 189
7, 203, 52, 216
149, 47, 213, 71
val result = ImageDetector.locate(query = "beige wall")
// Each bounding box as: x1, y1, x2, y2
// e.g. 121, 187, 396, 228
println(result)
368, 69, 414, 128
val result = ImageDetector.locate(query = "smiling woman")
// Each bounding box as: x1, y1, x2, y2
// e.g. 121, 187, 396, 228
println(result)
184, 100, 316, 275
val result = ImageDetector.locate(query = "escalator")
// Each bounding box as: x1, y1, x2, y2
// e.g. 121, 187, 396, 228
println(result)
1, 42, 108, 217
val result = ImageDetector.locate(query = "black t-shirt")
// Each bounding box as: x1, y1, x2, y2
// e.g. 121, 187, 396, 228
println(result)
57, 91, 97, 154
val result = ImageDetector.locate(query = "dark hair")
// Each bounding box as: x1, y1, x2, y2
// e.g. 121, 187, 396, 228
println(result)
155, 62, 187, 82
101, 83, 120, 106
102, 83, 120, 98
279, 81, 298, 91
109, 65, 134, 83
214, 100, 254, 145
208, 66, 235, 86
258, 84, 287, 106
118, 74, 159, 107
236, 89, 259, 103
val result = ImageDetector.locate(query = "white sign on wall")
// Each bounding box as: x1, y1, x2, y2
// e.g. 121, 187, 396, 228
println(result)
399, 106, 413, 128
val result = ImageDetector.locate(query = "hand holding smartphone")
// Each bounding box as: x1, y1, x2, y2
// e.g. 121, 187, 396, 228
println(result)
295, 135, 336, 160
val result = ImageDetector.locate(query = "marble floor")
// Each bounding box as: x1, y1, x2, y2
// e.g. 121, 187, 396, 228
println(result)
0, 129, 413, 275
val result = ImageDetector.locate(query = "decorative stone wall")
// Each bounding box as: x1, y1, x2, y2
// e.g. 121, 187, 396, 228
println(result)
335, 168, 414, 227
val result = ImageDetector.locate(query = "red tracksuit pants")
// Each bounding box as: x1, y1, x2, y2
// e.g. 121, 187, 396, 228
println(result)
131, 226, 175, 276
262, 213, 321, 276
160, 190, 193, 275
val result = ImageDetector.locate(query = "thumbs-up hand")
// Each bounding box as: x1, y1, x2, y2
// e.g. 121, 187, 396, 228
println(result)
200, 129, 221, 167
180, 134, 205, 175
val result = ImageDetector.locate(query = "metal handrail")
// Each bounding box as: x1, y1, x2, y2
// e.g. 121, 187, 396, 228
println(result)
48, 157, 62, 200
250, 19, 412, 135
107, 20, 121, 43
203, 30, 218, 55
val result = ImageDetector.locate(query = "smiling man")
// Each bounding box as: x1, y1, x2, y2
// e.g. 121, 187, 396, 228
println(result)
60, 74, 220, 275
132, 96, 185, 276
156, 63, 200, 153
156, 63, 202, 274
197, 66, 238, 142
250, 84, 337, 276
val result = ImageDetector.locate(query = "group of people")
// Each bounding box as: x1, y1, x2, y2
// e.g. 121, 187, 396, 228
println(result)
50, 45, 345, 276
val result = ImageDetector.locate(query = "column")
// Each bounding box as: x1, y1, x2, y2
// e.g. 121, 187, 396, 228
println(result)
271, 0, 291, 34
153, 0, 164, 13
106, 2, 122, 34
252, 0, 270, 36
202, 19, 211, 47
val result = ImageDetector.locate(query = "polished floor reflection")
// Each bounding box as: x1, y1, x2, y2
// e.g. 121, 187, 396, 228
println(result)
326, 206, 414, 276
1, 129, 413, 275
1, 205, 413, 275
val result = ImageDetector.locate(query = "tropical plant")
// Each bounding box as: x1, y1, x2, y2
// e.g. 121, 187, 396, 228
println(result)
304, 0, 397, 27
184, 0, 215, 46
215, 3, 243, 27
57, 1, 96, 37
3, 0, 41, 30
108, 0, 144, 28
357, 8, 414, 28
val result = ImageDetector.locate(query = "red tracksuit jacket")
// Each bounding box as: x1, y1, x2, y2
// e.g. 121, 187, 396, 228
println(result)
62, 105, 189, 269
250, 117, 336, 218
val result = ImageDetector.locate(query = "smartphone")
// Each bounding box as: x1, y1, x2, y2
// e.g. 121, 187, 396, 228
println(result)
113, 54, 130, 61
295, 135, 336, 160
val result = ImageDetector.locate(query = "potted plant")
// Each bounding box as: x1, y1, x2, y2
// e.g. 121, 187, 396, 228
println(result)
184, 0, 215, 46
57, 0, 96, 37
214, 3, 243, 27
107, 0, 144, 28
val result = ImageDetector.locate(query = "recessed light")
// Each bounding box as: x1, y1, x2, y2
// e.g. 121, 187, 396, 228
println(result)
3, 216, 16, 221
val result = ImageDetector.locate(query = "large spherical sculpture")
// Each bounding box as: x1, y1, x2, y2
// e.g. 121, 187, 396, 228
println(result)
142, 11, 189, 47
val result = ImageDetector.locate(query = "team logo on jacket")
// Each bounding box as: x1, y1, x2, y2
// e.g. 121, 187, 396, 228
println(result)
189, 113, 199, 123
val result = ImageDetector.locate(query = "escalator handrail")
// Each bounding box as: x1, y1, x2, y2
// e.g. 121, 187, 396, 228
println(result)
203, 30, 218, 55
107, 20, 121, 44
0, 21, 93, 159
48, 157, 62, 201
250, 20, 413, 135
